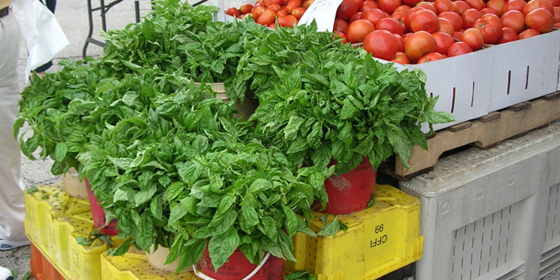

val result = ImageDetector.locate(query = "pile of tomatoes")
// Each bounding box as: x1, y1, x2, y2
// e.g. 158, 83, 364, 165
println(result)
226, 0, 560, 64
334, 0, 559, 63
225, 0, 314, 27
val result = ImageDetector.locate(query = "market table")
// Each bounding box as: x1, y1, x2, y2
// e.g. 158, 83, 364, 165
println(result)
82, 0, 212, 58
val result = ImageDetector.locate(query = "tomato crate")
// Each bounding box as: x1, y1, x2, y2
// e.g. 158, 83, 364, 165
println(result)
286, 184, 423, 280
100, 248, 197, 280
24, 183, 113, 280
400, 119, 560, 280
388, 29, 560, 133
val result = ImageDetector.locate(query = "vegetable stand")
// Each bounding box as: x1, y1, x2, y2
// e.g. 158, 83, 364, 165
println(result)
18, 0, 560, 279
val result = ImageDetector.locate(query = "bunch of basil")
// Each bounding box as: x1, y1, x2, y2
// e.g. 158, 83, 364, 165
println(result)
15, 0, 454, 275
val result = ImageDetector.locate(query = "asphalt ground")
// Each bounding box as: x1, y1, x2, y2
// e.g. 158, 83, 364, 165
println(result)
1, 0, 560, 279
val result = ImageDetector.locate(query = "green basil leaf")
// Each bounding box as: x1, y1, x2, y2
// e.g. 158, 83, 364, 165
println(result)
208, 227, 240, 270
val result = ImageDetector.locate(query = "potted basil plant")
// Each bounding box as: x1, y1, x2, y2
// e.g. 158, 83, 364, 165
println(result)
164, 142, 340, 278
238, 22, 454, 213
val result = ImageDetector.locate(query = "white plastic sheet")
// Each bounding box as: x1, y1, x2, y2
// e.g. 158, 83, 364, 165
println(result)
11, 0, 69, 82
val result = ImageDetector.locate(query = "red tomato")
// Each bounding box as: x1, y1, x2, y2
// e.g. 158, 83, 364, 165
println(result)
447, 41, 473, 56
462, 8, 483, 29
362, 8, 386, 26
391, 51, 411, 64
523, 0, 554, 16
404, 7, 426, 32
334, 19, 350, 34
268, 23, 276, 29
554, 22, 560, 28
363, 30, 399, 60
278, 15, 298, 27
432, 31, 455, 54
525, 8, 555, 33
417, 2, 438, 14
361, 0, 379, 12
334, 31, 349, 44
267, 4, 282, 12
465, 0, 485, 10
226, 7, 240, 17
350, 12, 364, 23
404, 30, 437, 62
417, 52, 447, 63
486, 0, 506, 16
455, 0, 471, 14
285, 0, 302, 12
257, 9, 277, 25
402, 0, 421, 8
439, 11, 464, 31
473, 13, 503, 44
277, 9, 288, 17
503, 0, 526, 13
434, 0, 454, 14
393, 5, 412, 16
501, 10, 526, 33
554, 7, 560, 23
438, 17, 455, 35
481, 8, 499, 15
519, 28, 541, 39
252, 6, 267, 21
240, 4, 254, 14
347, 19, 376, 43
379, 0, 402, 14
449, 2, 461, 14
337, 0, 362, 20
453, 30, 463, 40
394, 34, 405, 51
410, 9, 440, 33
302, 0, 314, 8
264, 0, 283, 7
291, 7, 307, 19
497, 26, 519, 43
460, 27, 484, 50
376, 17, 405, 34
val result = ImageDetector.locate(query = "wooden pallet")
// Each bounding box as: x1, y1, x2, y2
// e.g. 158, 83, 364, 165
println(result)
381, 91, 560, 180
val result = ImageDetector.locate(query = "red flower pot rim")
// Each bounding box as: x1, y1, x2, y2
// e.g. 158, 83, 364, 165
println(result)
192, 252, 271, 280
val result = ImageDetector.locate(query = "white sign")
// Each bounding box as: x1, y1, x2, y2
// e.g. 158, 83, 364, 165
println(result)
298, 0, 343, 32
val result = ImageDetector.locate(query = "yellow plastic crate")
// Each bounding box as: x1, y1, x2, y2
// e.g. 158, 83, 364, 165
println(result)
101, 248, 198, 280
24, 183, 112, 280
287, 184, 423, 280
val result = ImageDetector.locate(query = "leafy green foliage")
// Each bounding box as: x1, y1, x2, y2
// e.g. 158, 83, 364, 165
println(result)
243, 22, 454, 174
15, 1, 454, 274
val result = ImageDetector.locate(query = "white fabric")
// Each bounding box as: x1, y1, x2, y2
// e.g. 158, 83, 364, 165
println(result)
12, 0, 68, 82
0, 9, 27, 242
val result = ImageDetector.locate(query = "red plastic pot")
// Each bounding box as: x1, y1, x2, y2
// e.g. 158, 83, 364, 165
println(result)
199, 248, 285, 280
84, 178, 118, 236
318, 156, 377, 214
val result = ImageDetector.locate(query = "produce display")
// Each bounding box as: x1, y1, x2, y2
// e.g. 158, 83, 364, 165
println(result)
227, 0, 560, 63
15, 0, 453, 276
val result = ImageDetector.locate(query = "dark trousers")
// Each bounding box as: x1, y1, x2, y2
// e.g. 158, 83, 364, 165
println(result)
34, 0, 57, 73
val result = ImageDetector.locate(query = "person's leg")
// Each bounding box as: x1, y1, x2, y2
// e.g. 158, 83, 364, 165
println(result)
0, 9, 29, 249
33, 0, 57, 75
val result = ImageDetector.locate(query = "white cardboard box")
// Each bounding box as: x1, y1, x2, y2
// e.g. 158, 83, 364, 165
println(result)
385, 30, 560, 132
400, 120, 560, 280
488, 30, 560, 112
